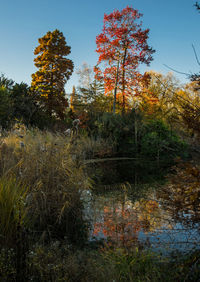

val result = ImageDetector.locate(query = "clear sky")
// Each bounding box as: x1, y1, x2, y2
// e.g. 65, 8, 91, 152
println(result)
0, 0, 199, 93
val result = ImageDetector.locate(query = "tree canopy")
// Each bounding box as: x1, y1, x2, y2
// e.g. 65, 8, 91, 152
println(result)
31, 29, 74, 119
94, 6, 155, 113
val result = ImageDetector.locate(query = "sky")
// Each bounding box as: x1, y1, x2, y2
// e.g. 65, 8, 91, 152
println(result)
0, 0, 199, 94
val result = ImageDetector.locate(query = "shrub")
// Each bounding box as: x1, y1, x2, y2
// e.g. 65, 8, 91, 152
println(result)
140, 119, 188, 161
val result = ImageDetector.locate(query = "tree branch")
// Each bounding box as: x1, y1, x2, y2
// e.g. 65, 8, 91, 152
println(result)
192, 44, 200, 66
163, 64, 190, 76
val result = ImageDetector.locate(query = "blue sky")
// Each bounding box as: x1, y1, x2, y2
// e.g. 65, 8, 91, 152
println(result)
0, 0, 199, 93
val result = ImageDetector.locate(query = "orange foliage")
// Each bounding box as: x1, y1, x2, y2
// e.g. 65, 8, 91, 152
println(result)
94, 6, 155, 111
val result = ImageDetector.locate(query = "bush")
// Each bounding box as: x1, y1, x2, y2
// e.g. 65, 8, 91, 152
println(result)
85, 111, 188, 162
140, 120, 188, 161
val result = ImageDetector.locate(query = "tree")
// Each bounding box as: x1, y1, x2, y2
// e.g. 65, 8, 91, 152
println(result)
94, 6, 155, 113
77, 79, 112, 114
139, 71, 181, 121
0, 86, 12, 128
71, 64, 113, 128
76, 62, 93, 88
0, 74, 14, 90
70, 86, 76, 112
31, 29, 74, 119
11, 83, 42, 126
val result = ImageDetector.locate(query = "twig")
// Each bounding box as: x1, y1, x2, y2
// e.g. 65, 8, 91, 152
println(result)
192, 44, 200, 66
163, 64, 190, 76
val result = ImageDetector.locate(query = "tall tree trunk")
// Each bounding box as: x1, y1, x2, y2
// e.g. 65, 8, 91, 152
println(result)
48, 64, 54, 117
113, 59, 120, 114
122, 46, 127, 115
135, 114, 138, 153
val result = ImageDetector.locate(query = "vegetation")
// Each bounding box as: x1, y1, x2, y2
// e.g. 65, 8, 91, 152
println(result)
94, 6, 155, 113
31, 29, 74, 120
0, 4, 200, 281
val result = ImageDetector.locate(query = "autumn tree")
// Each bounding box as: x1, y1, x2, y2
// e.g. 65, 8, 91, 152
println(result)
94, 6, 155, 113
178, 83, 200, 138
138, 71, 182, 122
31, 29, 74, 119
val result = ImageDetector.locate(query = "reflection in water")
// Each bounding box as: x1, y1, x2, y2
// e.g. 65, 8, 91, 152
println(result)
87, 189, 200, 253
84, 161, 200, 254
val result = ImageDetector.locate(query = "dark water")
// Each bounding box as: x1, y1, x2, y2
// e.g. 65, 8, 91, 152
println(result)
84, 160, 200, 255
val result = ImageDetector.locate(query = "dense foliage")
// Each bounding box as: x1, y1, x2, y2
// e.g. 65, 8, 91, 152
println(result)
32, 29, 74, 120
94, 6, 155, 113
0, 4, 200, 281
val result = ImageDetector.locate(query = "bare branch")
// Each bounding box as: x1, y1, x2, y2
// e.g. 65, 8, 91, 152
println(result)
192, 44, 200, 66
152, 73, 200, 111
163, 64, 190, 76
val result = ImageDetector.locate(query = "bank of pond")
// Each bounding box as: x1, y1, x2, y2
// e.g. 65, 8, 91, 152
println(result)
0, 129, 199, 281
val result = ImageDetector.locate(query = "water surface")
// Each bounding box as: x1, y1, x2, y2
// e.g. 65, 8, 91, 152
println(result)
84, 160, 200, 254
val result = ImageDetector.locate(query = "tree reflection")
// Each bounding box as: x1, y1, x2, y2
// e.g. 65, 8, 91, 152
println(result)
92, 192, 165, 247
157, 162, 200, 229
91, 163, 200, 251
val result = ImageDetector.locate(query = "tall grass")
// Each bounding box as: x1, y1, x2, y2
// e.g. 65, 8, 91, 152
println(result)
0, 177, 28, 247
0, 126, 199, 281
0, 127, 91, 243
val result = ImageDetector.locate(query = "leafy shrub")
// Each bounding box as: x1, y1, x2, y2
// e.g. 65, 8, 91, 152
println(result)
86, 111, 187, 162
140, 119, 188, 161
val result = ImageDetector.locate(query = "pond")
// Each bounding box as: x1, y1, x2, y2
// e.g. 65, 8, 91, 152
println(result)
84, 160, 200, 255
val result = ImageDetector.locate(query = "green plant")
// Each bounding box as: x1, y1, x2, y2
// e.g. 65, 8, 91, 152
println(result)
140, 119, 188, 161
0, 177, 28, 247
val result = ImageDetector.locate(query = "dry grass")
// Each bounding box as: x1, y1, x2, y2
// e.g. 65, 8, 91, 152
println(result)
0, 126, 91, 243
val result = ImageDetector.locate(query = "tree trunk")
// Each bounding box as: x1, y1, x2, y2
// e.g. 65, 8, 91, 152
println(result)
135, 115, 138, 153
113, 59, 120, 114
122, 46, 127, 114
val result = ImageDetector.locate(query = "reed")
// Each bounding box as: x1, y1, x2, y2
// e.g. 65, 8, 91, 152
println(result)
0, 177, 28, 247
0, 127, 91, 243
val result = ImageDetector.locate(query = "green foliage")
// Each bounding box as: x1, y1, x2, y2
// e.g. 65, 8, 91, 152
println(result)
102, 247, 163, 281
0, 86, 12, 128
27, 243, 108, 282
140, 119, 188, 160
25, 243, 200, 281
11, 83, 36, 125
0, 74, 59, 130
0, 177, 28, 247
0, 73, 14, 89
87, 111, 187, 162
77, 80, 112, 114
94, 112, 125, 140
10, 82, 51, 128
1, 243, 199, 281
